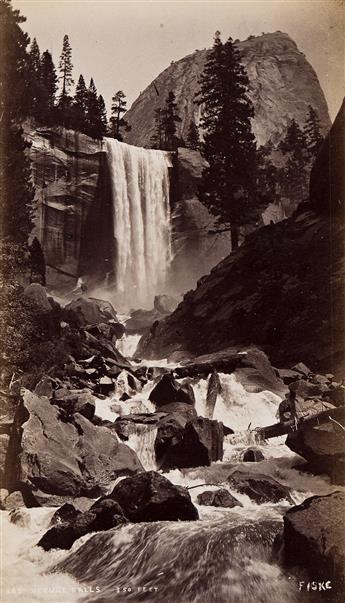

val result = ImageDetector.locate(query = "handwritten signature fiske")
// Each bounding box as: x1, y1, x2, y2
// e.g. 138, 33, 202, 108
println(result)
298, 581, 333, 592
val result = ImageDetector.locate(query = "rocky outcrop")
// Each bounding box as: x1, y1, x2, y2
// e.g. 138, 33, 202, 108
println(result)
138, 103, 345, 376
7, 390, 143, 505
107, 471, 199, 522
124, 32, 330, 148
280, 492, 345, 588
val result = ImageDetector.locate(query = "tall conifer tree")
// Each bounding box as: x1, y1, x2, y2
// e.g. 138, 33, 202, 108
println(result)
196, 32, 256, 249
304, 105, 323, 157
74, 74, 88, 131
110, 90, 131, 141
40, 50, 58, 122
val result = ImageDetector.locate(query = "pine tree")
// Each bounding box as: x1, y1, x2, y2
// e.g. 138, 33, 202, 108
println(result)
40, 50, 58, 122
97, 94, 108, 137
73, 74, 88, 131
186, 119, 200, 150
150, 107, 164, 149
279, 118, 309, 200
304, 105, 323, 157
58, 34, 73, 124
161, 91, 182, 150
29, 37, 40, 73
85, 77, 100, 138
196, 32, 257, 249
110, 90, 131, 141
0, 0, 35, 257
58, 34, 73, 97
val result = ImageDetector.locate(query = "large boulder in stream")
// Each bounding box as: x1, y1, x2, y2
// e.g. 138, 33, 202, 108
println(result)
280, 491, 345, 589
38, 498, 127, 551
149, 373, 196, 407
197, 489, 242, 508
227, 470, 294, 504
6, 390, 143, 505
107, 470, 199, 521
286, 423, 345, 485
156, 416, 224, 470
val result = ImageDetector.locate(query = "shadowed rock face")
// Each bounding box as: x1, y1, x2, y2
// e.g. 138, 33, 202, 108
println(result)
137, 103, 345, 376
281, 492, 345, 588
25, 124, 114, 292
124, 32, 330, 148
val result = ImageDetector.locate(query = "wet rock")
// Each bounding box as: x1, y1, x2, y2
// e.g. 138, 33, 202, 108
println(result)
242, 447, 265, 462
125, 308, 163, 335
175, 348, 286, 397
7, 390, 143, 505
38, 499, 127, 551
114, 413, 165, 440
50, 503, 82, 526
108, 470, 199, 522
9, 508, 31, 528
97, 376, 114, 395
286, 423, 345, 484
205, 370, 221, 419
0, 488, 9, 509
197, 489, 242, 508
281, 491, 345, 588
289, 379, 329, 399
156, 416, 223, 470
227, 470, 294, 504
5, 491, 26, 510
154, 295, 179, 314
149, 374, 195, 408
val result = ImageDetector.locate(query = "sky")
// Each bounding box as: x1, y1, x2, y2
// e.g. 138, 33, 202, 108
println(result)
14, 0, 345, 121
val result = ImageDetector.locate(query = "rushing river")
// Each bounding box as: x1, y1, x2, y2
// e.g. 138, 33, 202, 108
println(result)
1, 345, 338, 603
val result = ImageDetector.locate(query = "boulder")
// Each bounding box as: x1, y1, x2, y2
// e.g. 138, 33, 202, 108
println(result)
50, 503, 81, 526
0, 488, 9, 510
275, 369, 302, 385
125, 308, 163, 335
205, 370, 221, 419
242, 447, 265, 462
0, 433, 10, 485
149, 374, 195, 408
7, 390, 143, 505
38, 499, 127, 551
108, 471, 199, 522
64, 297, 115, 328
291, 362, 311, 378
4, 490, 26, 510
24, 283, 52, 312
154, 295, 179, 314
53, 390, 95, 420
286, 424, 345, 484
175, 348, 286, 397
281, 491, 345, 588
156, 416, 223, 470
227, 470, 294, 504
34, 376, 54, 398
197, 489, 242, 508
289, 379, 329, 399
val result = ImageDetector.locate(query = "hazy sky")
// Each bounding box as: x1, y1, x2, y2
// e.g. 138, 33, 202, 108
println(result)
14, 0, 344, 120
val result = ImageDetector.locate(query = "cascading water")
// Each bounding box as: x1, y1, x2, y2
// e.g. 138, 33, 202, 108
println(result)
106, 139, 172, 309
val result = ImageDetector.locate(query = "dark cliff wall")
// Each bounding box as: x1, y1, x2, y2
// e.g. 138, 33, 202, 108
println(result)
25, 124, 113, 292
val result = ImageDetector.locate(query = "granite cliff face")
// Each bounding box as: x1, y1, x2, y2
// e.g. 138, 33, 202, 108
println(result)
25, 123, 114, 292
138, 103, 345, 375
124, 32, 330, 148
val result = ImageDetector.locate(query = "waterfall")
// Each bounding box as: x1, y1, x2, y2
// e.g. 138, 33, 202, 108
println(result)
106, 138, 172, 309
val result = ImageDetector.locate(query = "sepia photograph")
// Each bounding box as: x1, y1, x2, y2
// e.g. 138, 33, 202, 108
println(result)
0, 0, 344, 601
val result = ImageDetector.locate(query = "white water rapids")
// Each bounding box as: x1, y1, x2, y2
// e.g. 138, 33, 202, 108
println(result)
1, 354, 339, 603
106, 139, 172, 309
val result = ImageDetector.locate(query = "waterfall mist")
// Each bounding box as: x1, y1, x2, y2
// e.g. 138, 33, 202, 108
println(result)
106, 138, 172, 310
